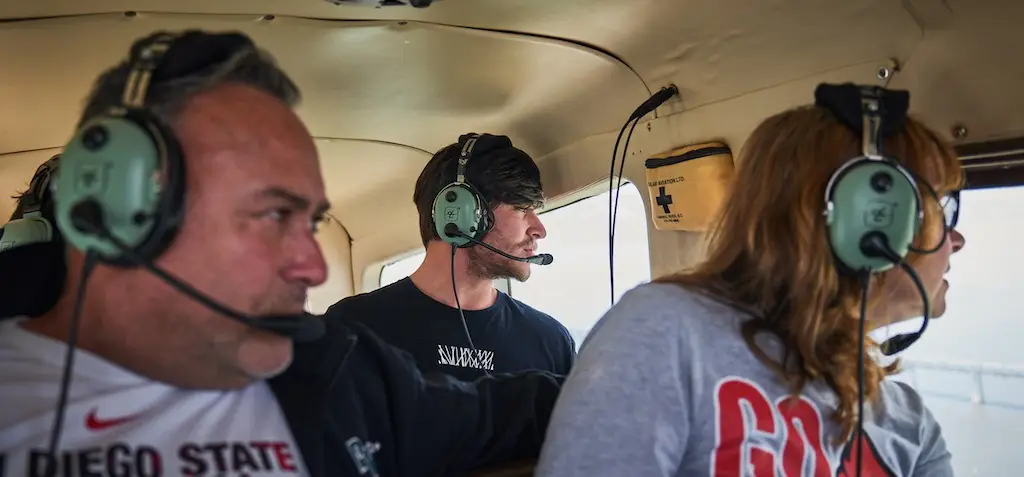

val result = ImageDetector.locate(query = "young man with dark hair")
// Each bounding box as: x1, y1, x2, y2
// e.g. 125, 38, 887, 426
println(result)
0, 30, 562, 477
326, 134, 576, 381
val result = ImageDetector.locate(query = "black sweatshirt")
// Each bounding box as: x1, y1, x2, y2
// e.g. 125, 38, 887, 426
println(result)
268, 316, 564, 477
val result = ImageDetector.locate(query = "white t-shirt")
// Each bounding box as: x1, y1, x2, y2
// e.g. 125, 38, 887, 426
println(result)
0, 318, 309, 476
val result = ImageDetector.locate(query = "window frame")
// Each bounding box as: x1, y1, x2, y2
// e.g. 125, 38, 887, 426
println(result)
957, 136, 1024, 190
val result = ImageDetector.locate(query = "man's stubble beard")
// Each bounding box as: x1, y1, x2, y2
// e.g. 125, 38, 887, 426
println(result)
466, 244, 531, 282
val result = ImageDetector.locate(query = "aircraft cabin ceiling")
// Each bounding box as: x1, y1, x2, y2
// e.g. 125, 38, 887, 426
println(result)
1, 0, 1020, 242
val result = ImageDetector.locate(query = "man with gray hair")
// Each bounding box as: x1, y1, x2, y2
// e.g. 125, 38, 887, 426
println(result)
0, 29, 561, 477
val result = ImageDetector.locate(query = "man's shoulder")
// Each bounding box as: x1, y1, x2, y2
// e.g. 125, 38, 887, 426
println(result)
501, 294, 550, 321
324, 279, 412, 318
283, 316, 399, 387
501, 295, 573, 341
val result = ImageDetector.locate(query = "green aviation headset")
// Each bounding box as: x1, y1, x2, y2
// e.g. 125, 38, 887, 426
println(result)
817, 82, 953, 359
51, 32, 186, 266
817, 83, 931, 477
818, 83, 922, 275
431, 133, 510, 247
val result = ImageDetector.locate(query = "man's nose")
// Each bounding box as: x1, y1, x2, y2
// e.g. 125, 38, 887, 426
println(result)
283, 231, 328, 287
528, 211, 547, 239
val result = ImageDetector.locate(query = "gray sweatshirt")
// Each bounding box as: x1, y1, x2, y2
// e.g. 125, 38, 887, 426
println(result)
535, 282, 952, 477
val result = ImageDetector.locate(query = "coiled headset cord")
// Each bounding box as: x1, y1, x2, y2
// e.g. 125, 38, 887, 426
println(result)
44, 248, 99, 474
449, 244, 492, 378
451, 244, 476, 351
854, 236, 930, 477
607, 86, 678, 308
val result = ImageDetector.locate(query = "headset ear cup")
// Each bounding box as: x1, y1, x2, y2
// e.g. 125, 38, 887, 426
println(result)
134, 108, 186, 262
826, 159, 919, 274
433, 132, 503, 248
53, 108, 185, 266
432, 183, 482, 248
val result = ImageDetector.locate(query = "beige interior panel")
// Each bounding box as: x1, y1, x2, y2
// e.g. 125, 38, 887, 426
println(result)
314, 138, 430, 240
0, 12, 648, 158
890, 0, 1024, 144
0, 1, 922, 114
0, 1, 931, 107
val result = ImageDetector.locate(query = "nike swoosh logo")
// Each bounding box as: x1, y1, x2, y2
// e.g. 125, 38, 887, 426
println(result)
85, 408, 136, 431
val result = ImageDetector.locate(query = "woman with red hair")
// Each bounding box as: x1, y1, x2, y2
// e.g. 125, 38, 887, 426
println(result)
536, 83, 965, 477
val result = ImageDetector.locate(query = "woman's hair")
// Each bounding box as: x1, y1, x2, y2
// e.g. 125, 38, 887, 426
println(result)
656, 104, 962, 441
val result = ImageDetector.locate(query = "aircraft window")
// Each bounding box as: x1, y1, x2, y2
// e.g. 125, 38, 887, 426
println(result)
507, 183, 652, 348
379, 251, 425, 288
874, 184, 1023, 475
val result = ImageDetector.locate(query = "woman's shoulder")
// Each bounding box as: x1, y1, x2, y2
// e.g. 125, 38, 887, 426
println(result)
878, 377, 933, 419
613, 281, 754, 324
580, 282, 753, 350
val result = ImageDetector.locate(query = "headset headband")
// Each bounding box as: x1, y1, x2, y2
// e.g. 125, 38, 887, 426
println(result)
859, 86, 884, 159
121, 33, 178, 110
455, 135, 479, 184
816, 83, 912, 206
814, 83, 909, 142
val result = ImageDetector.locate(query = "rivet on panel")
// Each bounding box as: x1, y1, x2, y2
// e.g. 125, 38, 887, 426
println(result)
951, 124, 968, 140
124, 11, 137, 18
876, 58, 900, 83
262, 14, 276, 21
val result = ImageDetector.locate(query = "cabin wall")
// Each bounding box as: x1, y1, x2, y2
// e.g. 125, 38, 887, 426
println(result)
535, 60, 893, 279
